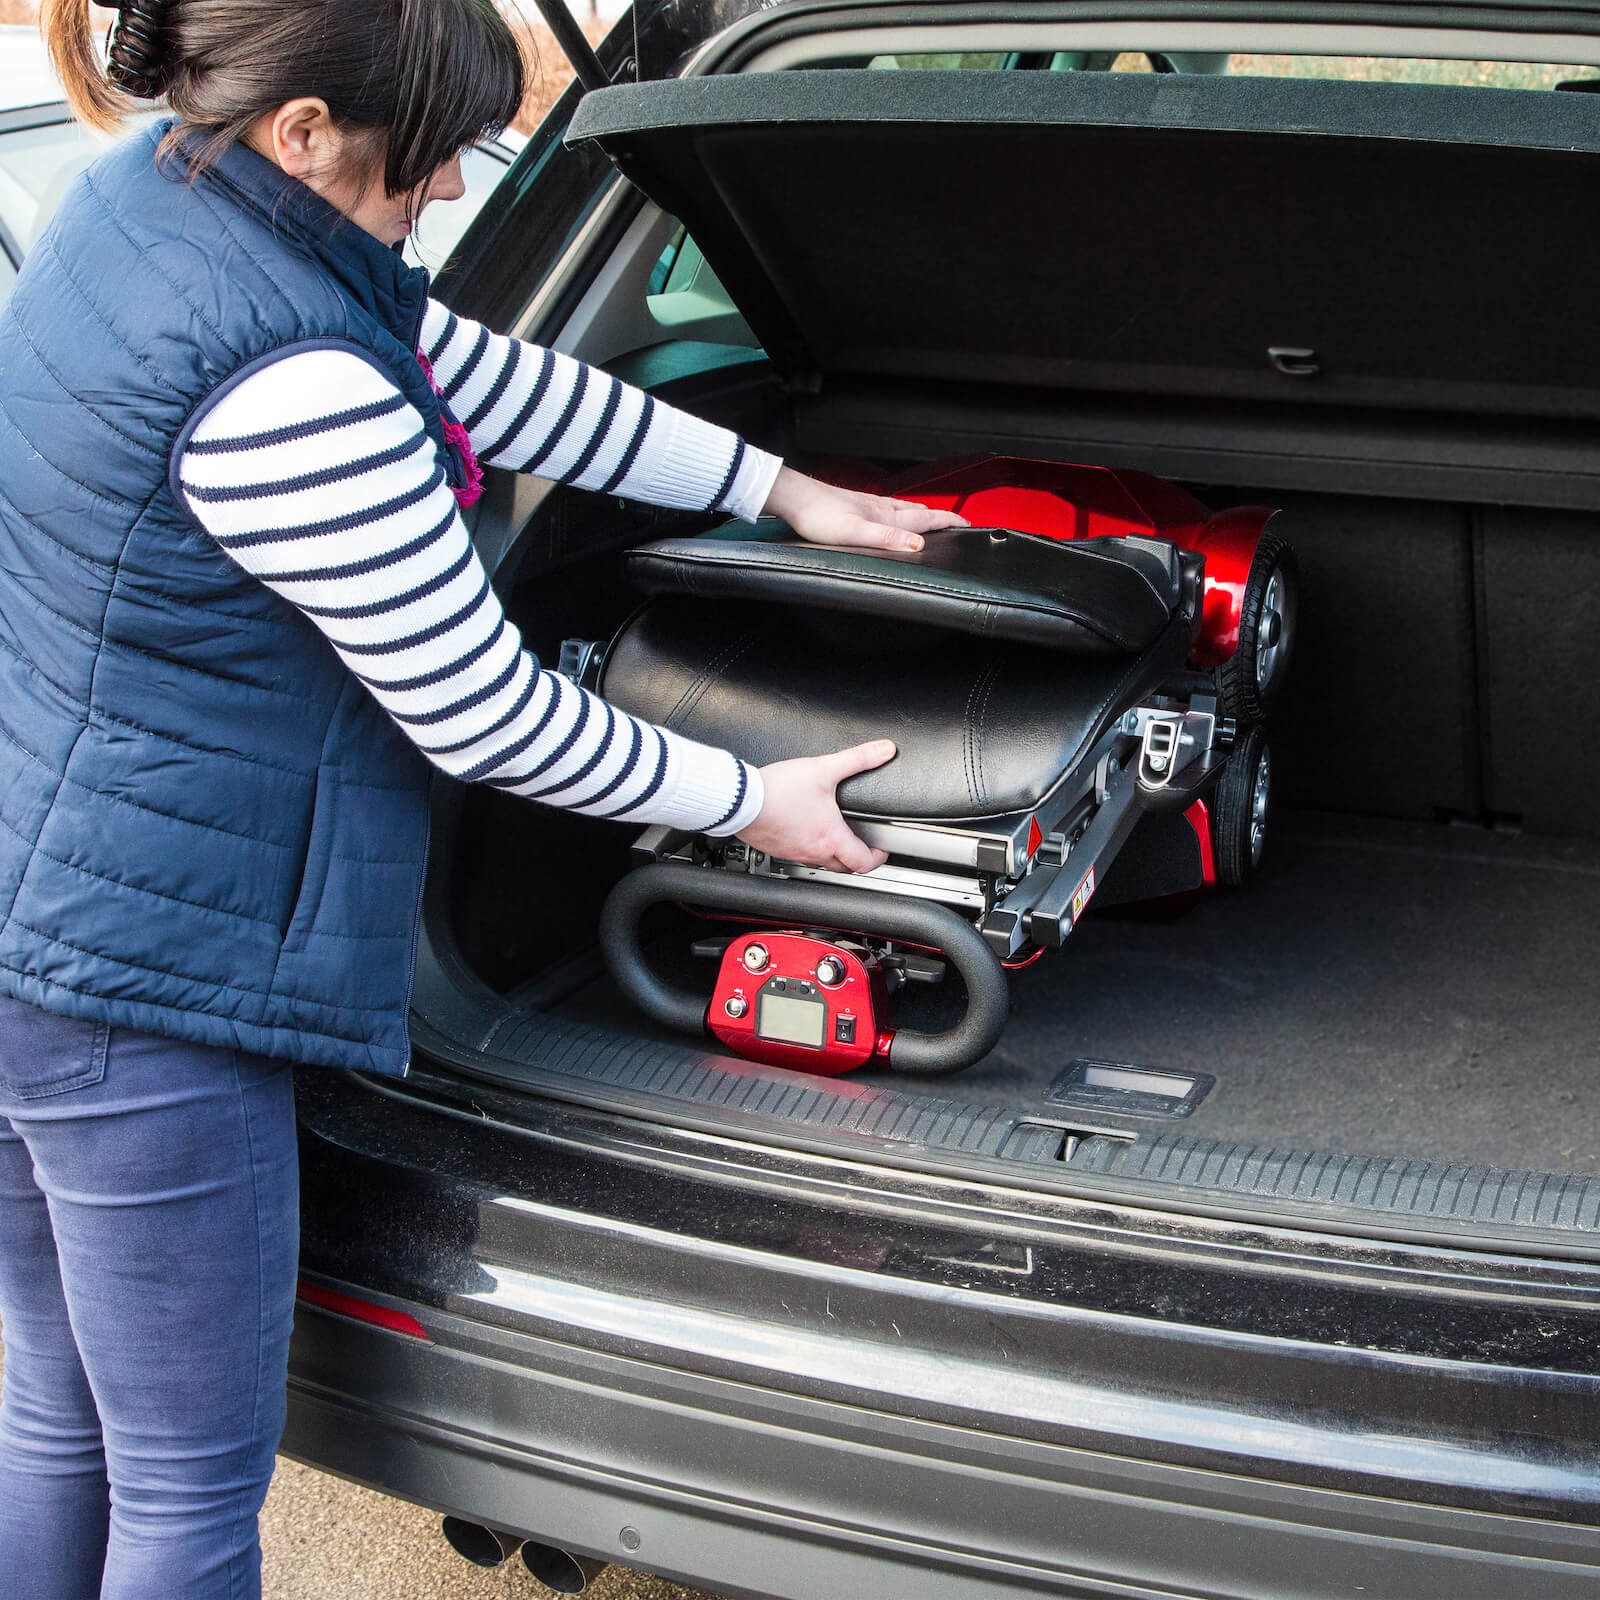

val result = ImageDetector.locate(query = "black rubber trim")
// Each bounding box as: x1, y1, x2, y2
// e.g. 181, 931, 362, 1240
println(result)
1077, 1134, 1600, 1231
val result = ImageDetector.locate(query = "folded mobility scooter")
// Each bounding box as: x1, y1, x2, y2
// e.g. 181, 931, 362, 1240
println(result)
574, 456, 1295, 1079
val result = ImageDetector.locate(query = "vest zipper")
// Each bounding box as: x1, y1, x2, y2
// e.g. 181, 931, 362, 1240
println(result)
399, 802, 433, 1075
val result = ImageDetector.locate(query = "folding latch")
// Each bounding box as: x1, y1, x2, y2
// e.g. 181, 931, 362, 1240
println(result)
1093, 752, 1117, 806
1138, 715, 1183, 789
557, 637, 606, 690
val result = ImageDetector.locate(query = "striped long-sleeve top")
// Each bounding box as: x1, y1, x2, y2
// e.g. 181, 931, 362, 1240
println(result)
176, 301, 781, 835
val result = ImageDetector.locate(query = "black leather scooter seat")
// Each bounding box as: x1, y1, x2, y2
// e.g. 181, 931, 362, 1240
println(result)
625, 526, 1186, 657
599, 597, 1193, 822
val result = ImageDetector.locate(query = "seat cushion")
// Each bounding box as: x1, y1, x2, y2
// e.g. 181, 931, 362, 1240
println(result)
599, 597, 1191, 821
624, 526, 1185, 656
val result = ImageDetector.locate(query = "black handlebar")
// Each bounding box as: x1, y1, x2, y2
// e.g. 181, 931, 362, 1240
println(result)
599, 864, 1010, 1076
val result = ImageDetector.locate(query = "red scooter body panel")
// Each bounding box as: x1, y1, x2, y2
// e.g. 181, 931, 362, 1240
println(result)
1186, 506, 1270, 669
880, 456, 1211, 543
1186, 799, 1218, 888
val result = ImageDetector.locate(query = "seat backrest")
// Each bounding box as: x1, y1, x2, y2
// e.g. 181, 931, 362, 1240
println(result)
624, 526, 1190, 656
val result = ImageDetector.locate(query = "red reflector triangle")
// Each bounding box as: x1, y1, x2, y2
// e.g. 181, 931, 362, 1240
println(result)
1026, 815, 1043, 857
296, 1279, 430, 1341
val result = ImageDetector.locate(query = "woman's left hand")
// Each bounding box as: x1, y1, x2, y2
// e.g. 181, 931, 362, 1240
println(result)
761, 466, 967, 553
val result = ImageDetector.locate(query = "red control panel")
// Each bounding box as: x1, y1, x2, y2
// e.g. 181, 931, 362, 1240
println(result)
708, 930, 889, 1074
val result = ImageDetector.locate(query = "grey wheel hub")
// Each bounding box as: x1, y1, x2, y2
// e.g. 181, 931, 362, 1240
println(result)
1249, 746, 1271, 866
1255, 569, 1287, 692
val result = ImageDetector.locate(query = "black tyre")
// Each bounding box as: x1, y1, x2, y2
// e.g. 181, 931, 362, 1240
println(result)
1220, 529, 1297, 722
1211, 724, 1270, 887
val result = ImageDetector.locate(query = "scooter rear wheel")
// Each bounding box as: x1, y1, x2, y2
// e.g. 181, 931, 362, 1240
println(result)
1220, 531, 1297, 722
1211, 724, 1271, 887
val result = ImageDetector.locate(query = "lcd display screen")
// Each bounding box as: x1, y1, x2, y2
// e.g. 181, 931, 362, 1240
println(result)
756, 991, 826, 1048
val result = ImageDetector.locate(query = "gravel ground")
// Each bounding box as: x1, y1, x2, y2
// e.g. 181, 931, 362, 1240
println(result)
261, 1458, 724, 1600
1, 1331, 723, 1600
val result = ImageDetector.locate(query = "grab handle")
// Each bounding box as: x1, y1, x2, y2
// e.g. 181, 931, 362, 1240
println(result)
599, 864, 1009, 1076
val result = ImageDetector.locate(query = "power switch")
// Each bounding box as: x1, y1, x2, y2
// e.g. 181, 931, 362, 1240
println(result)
834, 1014, 857, 1044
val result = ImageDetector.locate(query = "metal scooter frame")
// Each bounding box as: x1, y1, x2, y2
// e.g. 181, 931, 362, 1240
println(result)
631, 686, 1230, 963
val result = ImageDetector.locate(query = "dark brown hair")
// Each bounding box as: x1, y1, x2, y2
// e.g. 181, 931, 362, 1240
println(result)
41, 0, 527, 197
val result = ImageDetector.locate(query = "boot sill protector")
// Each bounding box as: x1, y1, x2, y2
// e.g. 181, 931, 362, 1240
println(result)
411, 1009, 1600, 1260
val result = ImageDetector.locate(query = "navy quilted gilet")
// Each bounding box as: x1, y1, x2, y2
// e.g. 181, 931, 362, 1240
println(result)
0, 124, 463, 1074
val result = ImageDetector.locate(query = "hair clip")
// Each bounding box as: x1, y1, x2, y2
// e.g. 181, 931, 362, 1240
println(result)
108, 0, 178, 99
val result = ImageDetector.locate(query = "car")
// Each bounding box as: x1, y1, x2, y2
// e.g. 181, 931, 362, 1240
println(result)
0, 24, 140, 301
272, 7, 1600, 1596
0, 24, 523, 297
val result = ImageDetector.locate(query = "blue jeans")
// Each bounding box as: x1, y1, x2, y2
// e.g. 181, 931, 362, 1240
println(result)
0, 994, 298, 1600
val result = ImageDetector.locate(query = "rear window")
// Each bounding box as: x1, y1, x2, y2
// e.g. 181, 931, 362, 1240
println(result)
866, 52, 1013, 71
1228, 56, 1600, 91
849, 51, 1600, 91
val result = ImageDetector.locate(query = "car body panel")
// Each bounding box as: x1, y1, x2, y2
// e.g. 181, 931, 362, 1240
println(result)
285, 1308, 1600, 1600
289, 1070, 1600, 1593
295, 1073, 1600, 1517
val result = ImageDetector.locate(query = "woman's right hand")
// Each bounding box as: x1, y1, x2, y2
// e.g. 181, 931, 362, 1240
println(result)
738, 741, 897, 874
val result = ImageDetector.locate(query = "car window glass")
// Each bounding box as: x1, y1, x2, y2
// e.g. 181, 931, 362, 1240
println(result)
648, 228, 685, 296
0, 119, 112, 257
864, 52, 1011, 70
858, 51, 1160, 72
1226, 56, 1600, 90
644, 221, 758, 349
824, 51, 1600, 88
404, 139, 521, 272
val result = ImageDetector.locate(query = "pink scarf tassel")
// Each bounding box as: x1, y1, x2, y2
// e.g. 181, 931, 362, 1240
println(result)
416, 349, 485, 510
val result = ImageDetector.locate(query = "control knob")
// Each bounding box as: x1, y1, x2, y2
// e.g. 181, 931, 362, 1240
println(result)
814, 956, 846, 987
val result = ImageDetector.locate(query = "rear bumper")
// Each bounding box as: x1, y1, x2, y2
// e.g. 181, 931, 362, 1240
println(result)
289, 1068, 1600, 1597
285, 1298, 1600, 1600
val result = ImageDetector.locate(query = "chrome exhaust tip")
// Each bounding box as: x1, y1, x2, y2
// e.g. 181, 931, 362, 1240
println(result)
521, 1541, 610, 1594
440, 1516, 522, 1567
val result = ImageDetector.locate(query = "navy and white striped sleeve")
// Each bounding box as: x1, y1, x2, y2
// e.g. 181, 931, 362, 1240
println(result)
419, 301, 783, 522
175, 348, 764, 836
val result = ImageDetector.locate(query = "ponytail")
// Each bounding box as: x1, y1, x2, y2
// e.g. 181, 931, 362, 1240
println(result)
39, 0, 131, 133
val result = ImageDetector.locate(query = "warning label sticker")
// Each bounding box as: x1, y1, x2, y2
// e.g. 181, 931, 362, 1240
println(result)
1071, 866, 1097, 921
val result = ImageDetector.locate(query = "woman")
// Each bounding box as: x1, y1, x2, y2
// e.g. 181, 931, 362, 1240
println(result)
0, 2, 963, 1594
